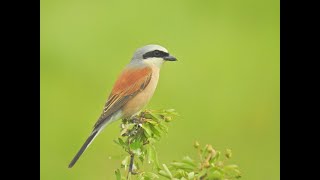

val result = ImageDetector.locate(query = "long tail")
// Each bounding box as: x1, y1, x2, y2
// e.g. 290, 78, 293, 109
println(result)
68, 130, 99, 168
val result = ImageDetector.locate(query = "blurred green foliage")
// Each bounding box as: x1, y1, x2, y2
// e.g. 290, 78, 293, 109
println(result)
40, 0, 279, 179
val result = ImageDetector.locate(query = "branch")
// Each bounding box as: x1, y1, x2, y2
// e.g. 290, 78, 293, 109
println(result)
127, 154, 134, 180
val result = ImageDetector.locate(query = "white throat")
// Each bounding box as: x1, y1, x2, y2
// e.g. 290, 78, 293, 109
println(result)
142, 57, 164, 68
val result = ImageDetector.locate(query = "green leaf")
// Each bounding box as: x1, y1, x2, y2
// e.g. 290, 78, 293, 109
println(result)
158, 170, 172, 179
148, 138, 156, 144
208, 170, 223, 180
133, 158, 140, 170
149, 112, 163, 121
139, 154, 145, 164
142, 172, 159, 179
211, 151, 221, 163
114, 138, 127, 150
146, 120, 158, 125
174, 169, 187, 178
170, 162, 195, 171
115, 169, 121, 180
121, 156, 130, 170
130, 140, 142, 151
142, 113, 154, 119
147, 146, 161, 169
113, 139, 120, 145
132, 148, 142, 156
162, 109, 179, 116
163, 109, 176, 113
181, 156, 196, 168
224, 164, 238, 169
201, 144, 209, 159
187, 172, 195, 179
141, 124, 152, 137
223, 164, 241, 178
162, 164, 173, 179
149, 125, 162, 139
158, 122, 168, 134
118, 138, 127, 147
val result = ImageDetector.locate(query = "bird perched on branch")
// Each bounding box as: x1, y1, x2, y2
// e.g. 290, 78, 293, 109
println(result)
68, 44, 177, 168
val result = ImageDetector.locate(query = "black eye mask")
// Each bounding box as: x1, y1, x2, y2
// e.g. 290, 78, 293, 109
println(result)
143, 50, 169, 59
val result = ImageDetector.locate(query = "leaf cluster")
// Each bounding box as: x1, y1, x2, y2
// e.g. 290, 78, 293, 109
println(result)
114, 109, 241, 180
158, 142, 241, 180
114, 109, 178, 179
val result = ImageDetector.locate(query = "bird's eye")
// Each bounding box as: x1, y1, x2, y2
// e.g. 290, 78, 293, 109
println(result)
153, 50, 160, 56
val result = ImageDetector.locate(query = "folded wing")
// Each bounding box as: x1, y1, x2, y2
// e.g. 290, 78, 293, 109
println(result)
93, 66, 152, 130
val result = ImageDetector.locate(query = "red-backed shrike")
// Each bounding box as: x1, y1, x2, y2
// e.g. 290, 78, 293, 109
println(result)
68, 44, 177, 168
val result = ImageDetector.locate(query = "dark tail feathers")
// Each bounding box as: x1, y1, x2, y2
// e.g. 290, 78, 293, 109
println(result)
68, 131, 98, 168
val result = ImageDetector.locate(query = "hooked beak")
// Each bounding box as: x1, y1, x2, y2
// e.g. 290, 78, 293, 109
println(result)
163, 55, 177, 61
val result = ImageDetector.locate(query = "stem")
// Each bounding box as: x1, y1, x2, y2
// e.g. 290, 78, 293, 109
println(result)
129, 154, 135, 173
126, 154, 135, 180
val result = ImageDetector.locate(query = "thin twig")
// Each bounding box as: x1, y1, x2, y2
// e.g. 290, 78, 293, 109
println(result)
126, 154, 135, 180
129, 154, 134, 173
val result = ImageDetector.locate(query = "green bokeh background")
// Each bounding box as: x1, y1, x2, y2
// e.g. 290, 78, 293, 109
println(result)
40, 0, 279, 179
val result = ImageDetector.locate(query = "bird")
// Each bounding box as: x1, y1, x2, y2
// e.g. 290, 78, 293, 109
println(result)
68, 44, 177, 168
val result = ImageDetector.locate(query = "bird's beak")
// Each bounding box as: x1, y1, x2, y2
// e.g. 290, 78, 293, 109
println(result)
163, 55, 177, 61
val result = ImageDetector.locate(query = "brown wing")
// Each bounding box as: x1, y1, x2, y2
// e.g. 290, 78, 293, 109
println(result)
93, 66, 152, 129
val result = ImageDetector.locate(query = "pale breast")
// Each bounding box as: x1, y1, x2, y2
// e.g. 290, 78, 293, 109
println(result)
122, 66, 160, 117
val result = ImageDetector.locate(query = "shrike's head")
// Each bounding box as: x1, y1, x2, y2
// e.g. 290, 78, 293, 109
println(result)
130, 44, 177, 67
